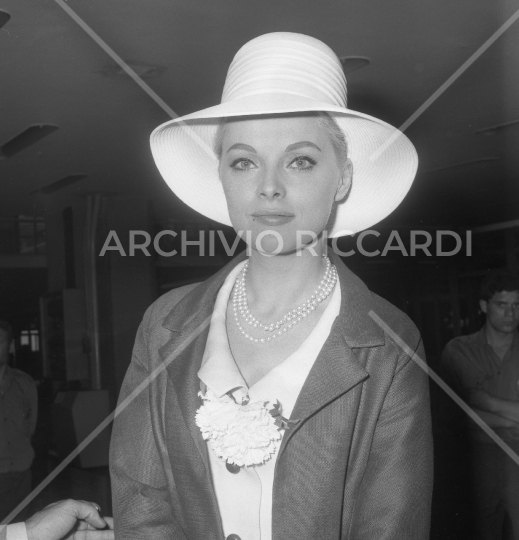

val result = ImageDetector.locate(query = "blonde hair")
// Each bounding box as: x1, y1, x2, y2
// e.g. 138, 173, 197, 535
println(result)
213, 112, 348, 169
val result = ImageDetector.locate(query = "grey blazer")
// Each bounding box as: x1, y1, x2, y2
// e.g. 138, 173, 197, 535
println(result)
110, 251, 433, 539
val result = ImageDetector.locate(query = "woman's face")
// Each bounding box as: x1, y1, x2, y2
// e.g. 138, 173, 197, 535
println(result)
218, 114, 352, 254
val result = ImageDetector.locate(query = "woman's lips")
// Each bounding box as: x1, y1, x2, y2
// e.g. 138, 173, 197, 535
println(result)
251, 213, 294, 226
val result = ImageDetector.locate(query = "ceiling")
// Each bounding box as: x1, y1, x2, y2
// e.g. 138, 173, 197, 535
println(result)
1, 0, 518, 230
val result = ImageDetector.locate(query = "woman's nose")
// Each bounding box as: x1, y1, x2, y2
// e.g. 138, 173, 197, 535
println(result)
257, 168, 285, 199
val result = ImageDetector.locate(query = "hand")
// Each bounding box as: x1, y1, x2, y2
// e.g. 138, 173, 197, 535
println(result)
25, 499, 114, 540
468, 389, 494, 411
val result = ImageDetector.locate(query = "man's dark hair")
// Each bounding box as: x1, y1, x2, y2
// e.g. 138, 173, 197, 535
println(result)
480, 269, 519, 301
0, 319, 13, 341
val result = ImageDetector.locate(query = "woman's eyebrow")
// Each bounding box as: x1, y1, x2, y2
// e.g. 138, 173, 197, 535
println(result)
226, 143, 256, 153
285, 141, 322, 152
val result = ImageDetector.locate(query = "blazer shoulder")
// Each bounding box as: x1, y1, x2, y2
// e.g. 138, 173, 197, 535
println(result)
370, 291, 421, 349
145, 283, 201, 329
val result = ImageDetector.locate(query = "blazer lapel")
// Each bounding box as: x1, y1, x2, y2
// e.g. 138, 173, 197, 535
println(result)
160, 317, 212, 468
278, 327, 369, 455
279, 252, 385, 453
272, 331, 370, 540
159, 252, 247, 469
273, 254, 386, 539
156, 254, 246, 538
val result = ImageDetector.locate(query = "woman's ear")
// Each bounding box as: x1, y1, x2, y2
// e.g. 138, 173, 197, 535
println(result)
334, 159, 353, 202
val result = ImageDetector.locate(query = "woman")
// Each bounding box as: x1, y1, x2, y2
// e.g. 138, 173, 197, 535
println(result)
110, 32, 433, 540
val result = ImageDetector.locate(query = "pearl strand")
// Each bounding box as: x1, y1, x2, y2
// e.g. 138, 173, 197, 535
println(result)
232, 258, 337, 344
234, 257, 335, 332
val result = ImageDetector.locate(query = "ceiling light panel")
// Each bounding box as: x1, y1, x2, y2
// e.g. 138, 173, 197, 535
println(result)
339, 56, 371, 74
476, 119, 519, 135
0, 10, 10, 29
424, 157, 501, 173
32, 174, 87, 195
0, 125, 59, 159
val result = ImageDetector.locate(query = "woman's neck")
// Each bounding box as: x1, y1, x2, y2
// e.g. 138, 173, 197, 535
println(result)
245, 243, 330, 318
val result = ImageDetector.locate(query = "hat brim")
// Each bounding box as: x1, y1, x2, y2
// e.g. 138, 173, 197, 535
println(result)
150, 93, 418, 237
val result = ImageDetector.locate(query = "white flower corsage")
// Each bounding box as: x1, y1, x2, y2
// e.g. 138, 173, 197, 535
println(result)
195, 389, 293, 467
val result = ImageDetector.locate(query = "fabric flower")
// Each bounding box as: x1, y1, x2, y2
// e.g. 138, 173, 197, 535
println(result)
195, 389, 284, 467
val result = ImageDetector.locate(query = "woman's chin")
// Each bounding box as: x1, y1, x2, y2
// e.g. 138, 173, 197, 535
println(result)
250, 239, 321, 257
234, 225, 325, 257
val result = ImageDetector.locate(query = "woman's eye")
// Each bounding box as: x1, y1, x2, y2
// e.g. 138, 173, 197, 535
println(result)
230, 158, 257, 171
288, 156, 316, 171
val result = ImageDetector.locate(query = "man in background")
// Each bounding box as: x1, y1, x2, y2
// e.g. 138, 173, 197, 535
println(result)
0, 320, 38, 523
442, 269, 519, 540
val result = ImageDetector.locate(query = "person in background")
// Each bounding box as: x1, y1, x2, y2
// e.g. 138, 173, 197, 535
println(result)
1, 499, 114, 540
0, 320, 38, 523
442, 268, 519, 539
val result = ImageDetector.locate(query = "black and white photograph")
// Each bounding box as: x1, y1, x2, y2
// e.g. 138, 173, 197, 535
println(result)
1, 1, 519, 539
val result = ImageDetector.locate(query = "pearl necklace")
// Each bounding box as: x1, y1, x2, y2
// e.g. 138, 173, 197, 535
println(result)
232, 257, 337, 344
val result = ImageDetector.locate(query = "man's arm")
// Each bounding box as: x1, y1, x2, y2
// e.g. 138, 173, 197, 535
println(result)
471, 408, 518, 428
469, 389, 519, 424
349, 340, 433, 539
440, 343, 518, 430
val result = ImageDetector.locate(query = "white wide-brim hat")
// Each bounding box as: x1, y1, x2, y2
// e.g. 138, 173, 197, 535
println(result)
150, 32, 418, 236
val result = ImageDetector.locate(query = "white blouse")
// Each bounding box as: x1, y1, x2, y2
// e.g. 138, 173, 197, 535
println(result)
198, 260, 341, 540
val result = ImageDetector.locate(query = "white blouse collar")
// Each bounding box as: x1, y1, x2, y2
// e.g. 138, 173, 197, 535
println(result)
198, 259, 341, 402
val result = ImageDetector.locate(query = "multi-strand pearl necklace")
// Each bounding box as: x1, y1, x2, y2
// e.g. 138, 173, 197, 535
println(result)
232, 257, 337, 344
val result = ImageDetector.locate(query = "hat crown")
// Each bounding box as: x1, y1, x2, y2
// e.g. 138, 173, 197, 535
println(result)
222, 32, 348, 108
